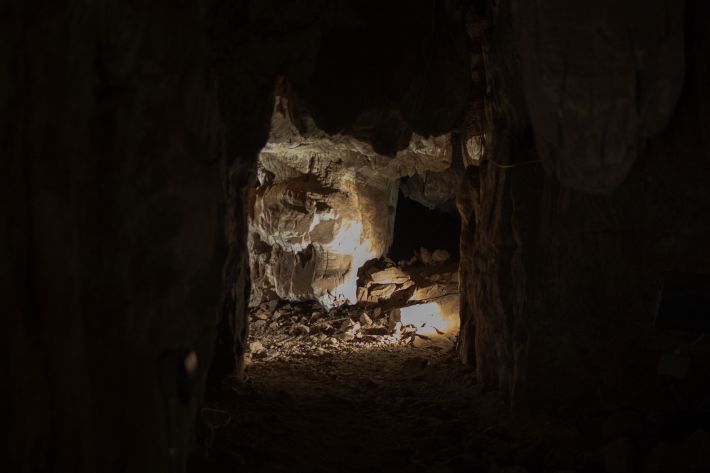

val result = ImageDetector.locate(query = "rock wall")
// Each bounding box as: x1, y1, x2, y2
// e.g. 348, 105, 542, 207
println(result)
248, 92, 454, 308
2, 2, 227, 471
5, 0, 472, 468
3, 1, 470, 471
459, 0, 710, 412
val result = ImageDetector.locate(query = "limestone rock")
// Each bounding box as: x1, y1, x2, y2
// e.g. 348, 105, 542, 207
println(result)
289, 324, 310, 336
369, 267, 412, 285
419, 247, 433, 265
359, 313, 373, 326
400, 168, 462, 211
367, 284, 398, 302
409, 284, 449, 302
249, 93, 453, 308
431, 249, 450, 264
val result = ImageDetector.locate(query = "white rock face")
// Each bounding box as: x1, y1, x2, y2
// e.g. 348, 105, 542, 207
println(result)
249, 93, 452, 308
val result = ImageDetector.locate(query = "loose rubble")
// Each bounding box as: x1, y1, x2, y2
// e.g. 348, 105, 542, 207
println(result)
246, 251, 460, 364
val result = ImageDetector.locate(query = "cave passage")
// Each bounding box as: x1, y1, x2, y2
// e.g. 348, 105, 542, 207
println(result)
211, 123, 472, 471
10, 0, 710, 472
388, 188, 461, 263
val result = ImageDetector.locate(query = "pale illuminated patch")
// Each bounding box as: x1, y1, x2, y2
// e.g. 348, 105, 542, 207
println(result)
400, 302, 449, 335
325, 218, 380, 307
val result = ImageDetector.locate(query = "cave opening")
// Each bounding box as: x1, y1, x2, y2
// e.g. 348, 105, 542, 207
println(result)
388, 187, 461, 264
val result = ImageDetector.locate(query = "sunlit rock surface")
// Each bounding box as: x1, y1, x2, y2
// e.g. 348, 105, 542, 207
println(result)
249, 93, 453, 308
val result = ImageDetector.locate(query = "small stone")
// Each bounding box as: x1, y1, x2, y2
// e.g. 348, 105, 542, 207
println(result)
339, 319, 354, 332
260, 300, 278, 313
252, 319, 267, 330
409, 283, 447, 302
370, 267, 411, 285
419, 247, 432, 265
368, 283, 398, 300
338, 331, 355, 341
373, 318, 386, 328
254, 310, 269, 320
412, 334, 432, 348
372, 307, 383, 318
359, 313, 373, 326
356, 286, 368, 302
290, 324, 310, 336
364, 326, 389, 335
398, 279, 415, 290
431, 249, 450, 264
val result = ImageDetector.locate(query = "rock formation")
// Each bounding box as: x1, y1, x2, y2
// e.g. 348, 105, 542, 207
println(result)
248, 91, 455, 308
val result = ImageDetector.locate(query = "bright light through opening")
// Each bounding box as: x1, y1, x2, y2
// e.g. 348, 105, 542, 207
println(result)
400, 302, 449, 335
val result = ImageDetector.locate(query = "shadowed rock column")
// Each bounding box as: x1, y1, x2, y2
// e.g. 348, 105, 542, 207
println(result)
2, 2, 225, 471
459, 0, 710, 413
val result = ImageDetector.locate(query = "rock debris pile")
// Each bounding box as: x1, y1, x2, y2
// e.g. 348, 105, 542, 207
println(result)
247, 250, 459, 364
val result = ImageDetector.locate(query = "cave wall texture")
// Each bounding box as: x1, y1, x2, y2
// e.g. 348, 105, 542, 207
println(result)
3, 0, 710, 471
2, 2, 227, 471
2, 1, 469, 472
458, 0, 710, 411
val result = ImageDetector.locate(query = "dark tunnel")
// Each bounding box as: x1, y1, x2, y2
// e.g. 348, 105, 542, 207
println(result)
4, 1, 710, 472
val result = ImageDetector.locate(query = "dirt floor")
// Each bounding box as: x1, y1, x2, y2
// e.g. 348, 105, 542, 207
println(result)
191, 332, 586, 473
189, 259, 710, 472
